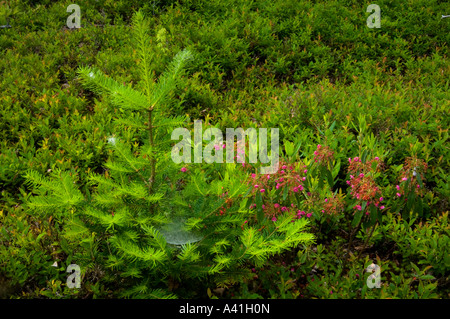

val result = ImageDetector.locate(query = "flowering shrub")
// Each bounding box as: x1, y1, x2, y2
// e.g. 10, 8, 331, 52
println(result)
346, 156, 384, 216
246, 161, 310, 222
321, 194, 346, 217
313, 144, 334, 166
391, 156, 429, 220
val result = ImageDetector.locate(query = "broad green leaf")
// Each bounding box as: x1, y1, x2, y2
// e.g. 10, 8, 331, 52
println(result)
352, 210, 363, 227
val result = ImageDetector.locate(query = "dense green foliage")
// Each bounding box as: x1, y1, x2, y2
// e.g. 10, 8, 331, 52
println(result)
0, 0, 448, 299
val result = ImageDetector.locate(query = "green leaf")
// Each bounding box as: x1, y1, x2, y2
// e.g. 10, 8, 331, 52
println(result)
419, 274, 435, 280
361, 201, 367, 212
363, 204, 378, 228
284, 140, 294, 157
416, 172, 424, 189
361, 149, 368, 163
332, 159, 340, 179
415, 197, 423, 217
352, 210, 363, 227
325, 168, 334, 188
283, 183, 289, 201
256, 191, 264, 223
410, 262, 420, 274
329, 120, 336, 133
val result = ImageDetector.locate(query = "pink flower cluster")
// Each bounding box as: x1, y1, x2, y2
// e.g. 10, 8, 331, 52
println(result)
249, 199, 313, 222
313, 144, 334, 166
395, 156, 428, 198
346, 156, 384, 211
248, 161, 307, 196
321, 195, 345, 215
213, 141, 248, 168
296, 210, 313, 219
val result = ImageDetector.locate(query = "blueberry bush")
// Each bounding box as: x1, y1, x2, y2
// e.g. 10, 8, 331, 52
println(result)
0, 0, 448, 299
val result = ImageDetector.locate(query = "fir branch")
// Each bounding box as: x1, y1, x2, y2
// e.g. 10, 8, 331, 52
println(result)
113, 116, 147, 130
148, 49, 193, 111
77, 66, 148, 111
141, 224, 167, 251
109, 235, 166, 265
177, 243, 200, 263
83, 206, 129, 230
151, 115, 188, 129
24, 169, 85, 212
132, 10, 155, 100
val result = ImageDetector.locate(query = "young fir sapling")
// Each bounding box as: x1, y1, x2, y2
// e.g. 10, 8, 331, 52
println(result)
24, 11, 314, 298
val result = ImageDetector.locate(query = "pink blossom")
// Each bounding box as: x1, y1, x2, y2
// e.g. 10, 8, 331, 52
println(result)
181, 167, 187, 172
282, 165, 287, 169
306, 213, 312, 218
281, 206, 288, 212
260, 189, 265, 193
251, 173, 256, 178
304, 169, 308, 174
276, 183, 280, 189
254, 184, 259, 188
274, 203, 280, 208
396, 193, 402, 197
271, 216, 277, 222
375, 157, 379, 161
302, 177, 306, 181
380, 206, 385, 210
325, 198, 328, 202
396, 185, 400, 191
293, 186, 299, 192
379, 197, 383, 202
354, 205, 362, 211
317, 144, 321, 148
402, 177, 408, 181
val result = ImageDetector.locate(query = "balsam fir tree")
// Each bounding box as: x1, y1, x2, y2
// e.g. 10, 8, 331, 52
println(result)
24, 11, 314, 298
